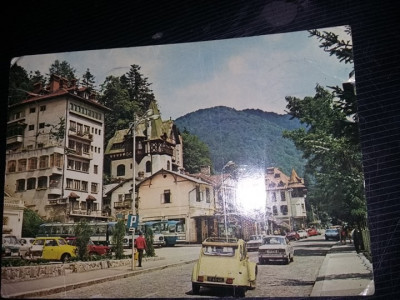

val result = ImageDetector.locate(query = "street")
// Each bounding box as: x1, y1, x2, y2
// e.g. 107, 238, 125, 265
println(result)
34, 235, 336, 298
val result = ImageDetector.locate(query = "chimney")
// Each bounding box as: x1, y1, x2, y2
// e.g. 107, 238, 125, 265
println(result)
49, 74, 60, 92
200, 166, 211, 176
32, 82, 42, 94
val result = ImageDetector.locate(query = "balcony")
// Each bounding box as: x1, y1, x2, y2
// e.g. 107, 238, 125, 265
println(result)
68, 129, 93, 142
69, 209, 108, 219
114, 201, 132, 209
6, 135, 23, 146
48, 198, 68, 205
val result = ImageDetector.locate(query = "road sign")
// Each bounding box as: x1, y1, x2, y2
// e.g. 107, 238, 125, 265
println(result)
127, 214, 139, 229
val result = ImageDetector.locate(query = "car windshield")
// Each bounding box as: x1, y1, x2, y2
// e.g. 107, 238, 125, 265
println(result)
327, 229, 337, 233
263, 237, 286, 245
203, 245, 235, 256
249, 236, 261, 241
57, 239, 66, 245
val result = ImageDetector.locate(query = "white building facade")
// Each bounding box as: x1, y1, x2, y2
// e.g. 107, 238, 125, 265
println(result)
5, 75, 110, 222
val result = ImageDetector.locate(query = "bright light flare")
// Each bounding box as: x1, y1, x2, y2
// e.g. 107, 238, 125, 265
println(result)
236, 173, 266, 215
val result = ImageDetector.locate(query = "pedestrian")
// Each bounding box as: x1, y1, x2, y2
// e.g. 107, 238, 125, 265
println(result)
341, 227, 347, 244
135, 231, 147, 267
353, 228, 362, 253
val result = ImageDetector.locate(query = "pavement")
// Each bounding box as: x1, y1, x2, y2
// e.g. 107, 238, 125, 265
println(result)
1, 242, 374, 298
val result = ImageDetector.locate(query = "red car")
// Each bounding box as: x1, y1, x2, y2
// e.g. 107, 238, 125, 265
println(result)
307, 228, 319, 237
66, 237, 111, 256
286, 231, 300, 241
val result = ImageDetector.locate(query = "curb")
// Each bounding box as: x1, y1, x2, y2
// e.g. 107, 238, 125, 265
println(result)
6, 259, 198, 299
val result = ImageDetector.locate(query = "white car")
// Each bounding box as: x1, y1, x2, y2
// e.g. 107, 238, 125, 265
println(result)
297, 230, 308, 239
2, 235, 21, 257
258, 235, 294, 264
246, 235, 264, 251
19, 237, 36, 257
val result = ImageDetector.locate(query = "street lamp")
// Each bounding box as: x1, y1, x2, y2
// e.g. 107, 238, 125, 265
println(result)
129, 108, 159, 270
222, 161, 235, 241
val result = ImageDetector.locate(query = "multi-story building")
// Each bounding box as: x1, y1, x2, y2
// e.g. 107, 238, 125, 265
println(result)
265, 167, 307, 232
5, 74, 110, 222
103, 101, 184, 219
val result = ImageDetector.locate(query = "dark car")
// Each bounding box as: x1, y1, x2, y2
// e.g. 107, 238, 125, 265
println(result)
286, 231, 300, 241
325, 229, 340, 241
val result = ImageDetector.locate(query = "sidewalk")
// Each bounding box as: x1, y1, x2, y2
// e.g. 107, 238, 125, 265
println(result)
311, 242, 375, 297
1, 246, 201, 299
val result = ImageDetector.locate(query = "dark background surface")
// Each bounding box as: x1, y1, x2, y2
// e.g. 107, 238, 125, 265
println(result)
1, 1, 399, 298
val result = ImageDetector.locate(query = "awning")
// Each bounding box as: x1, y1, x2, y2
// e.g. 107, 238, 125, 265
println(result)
86, 195, 96, 201
69, 192, 80, 198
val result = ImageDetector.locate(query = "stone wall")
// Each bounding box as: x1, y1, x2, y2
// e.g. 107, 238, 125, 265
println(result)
2, 259, 132, 282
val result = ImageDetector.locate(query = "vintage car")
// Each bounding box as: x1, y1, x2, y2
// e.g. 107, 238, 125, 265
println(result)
286, 231, 300, 241
297, 230, 308, 239
191, 237, 257, 297
18, 237, 36, 257
66, 237, 111, 256
28, 237, 77, 262
246, 235, 264, 251
258, 235, 294, 264
325, 228, 340, 241
2, 235, 21, 257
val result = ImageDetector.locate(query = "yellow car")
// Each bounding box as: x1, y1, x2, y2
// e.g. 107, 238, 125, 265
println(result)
29, 237, 77, 262
191, 237, 257, 297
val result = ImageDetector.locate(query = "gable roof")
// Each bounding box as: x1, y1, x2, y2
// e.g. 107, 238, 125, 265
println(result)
137, 168, 211, 187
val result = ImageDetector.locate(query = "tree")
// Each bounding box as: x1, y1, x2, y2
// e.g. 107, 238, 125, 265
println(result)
8, 63, 32, 105
74, 219, 92, 260
181, 129, 213, 174
120, 64, 155, 114
48, 60, 76, 80
112, 219, 126, 259
82, 68, 96, 92
21, 208, 44, 237
283, 27, 367, 228
144, 227, 155, 257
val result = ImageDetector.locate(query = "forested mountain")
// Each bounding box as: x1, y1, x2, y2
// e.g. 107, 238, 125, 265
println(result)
174, 106, 307, 176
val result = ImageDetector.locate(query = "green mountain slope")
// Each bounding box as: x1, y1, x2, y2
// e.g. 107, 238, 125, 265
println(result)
174, 106, 307, 176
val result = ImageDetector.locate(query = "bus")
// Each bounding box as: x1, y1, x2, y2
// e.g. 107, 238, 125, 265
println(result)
140, 221, 178, 247
37, 222, 132, 247
166, 220, 186, 243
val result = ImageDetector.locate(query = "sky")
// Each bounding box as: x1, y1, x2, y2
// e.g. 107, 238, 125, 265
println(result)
12, 26, 353, 121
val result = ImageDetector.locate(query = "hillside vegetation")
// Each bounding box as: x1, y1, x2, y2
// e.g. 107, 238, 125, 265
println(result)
175, 106, 306, 176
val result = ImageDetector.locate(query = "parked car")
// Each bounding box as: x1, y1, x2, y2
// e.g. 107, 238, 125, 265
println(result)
2, 234, 21, 257
258, 235, 294, 264
191, 237, 257, 297
66, 237, 111, 256
307, 228, 319, 237
297, 230, 308, 239
246, 235, 264, 251
286, 231, 300, 241
18, 237, 36, 257
325, 228, 340, 241
28, 237, 77, 262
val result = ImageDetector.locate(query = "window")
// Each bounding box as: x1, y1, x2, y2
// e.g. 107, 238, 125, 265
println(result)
196, 186, 201, 202
30, 107, 36, 113
28, 157, 37, 170
67, 159, 74, 169
39, 122, 45, 129
84, 125, 90, 134
117, 164, 125, 176
82, 162, 89, 172
77, 123, 83, 135
28, 124, 34, 131
18, 159, 27, 172
38, 176, 48, 189
94, 165, 98, 174
66, 179, 73, 189
271, 192, 276, 202
27, 178, 36, 190
280, 191, 286, 201
206, 187, 211, 203
39, 155, 49, 169
7, 160, 16, 172
51, 153, 62, 168
167, 161, 170, 170
82, 181, 88, 192
70, 121, 76, 131
68, 140, 75, 149
163, 190, 171, 203
75, 161, 81, 171
280, 205, 288, 215
83, 144, 90, 153
91, 183, 98, 193
118, 194, 123, 201
273, 206, 278, 216
74, 180, 81, 190
146, 161, 151, 173
40, 105, 46, 111
16, 179, 25, 191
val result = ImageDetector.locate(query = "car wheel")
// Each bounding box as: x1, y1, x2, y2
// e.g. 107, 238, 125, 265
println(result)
258, 258, 263, 265
286, 257, 290, 264
192, 283, 200, 295
61, 253, 71, 263
290, 255, 294, 262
